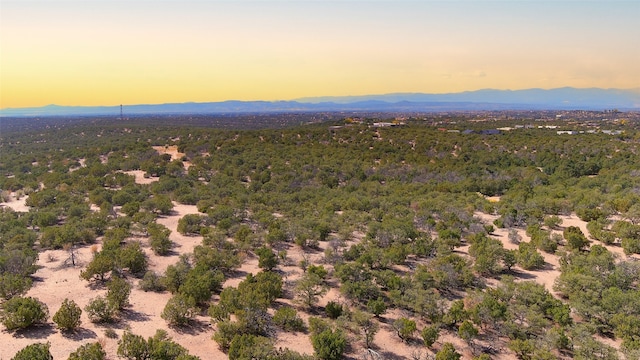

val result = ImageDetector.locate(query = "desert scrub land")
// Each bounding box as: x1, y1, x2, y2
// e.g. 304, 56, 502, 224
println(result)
2, 113, 640, 359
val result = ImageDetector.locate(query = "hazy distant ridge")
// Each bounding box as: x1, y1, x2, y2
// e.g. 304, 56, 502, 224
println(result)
2, 88, 638, 117
296, 87, 640, 106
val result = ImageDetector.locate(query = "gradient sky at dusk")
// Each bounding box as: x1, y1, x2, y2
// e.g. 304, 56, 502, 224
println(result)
1, 0, 638, 108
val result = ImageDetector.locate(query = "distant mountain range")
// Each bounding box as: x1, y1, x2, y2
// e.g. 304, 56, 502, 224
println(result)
2, 88, 639, 117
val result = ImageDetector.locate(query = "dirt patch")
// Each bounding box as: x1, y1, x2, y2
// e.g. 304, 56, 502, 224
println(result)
0, 192, 29, 212
122, 170, 159, 185
153, 145, 192, 169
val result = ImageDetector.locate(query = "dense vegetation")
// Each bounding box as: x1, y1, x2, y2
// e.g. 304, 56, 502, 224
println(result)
1, 112, 640, 359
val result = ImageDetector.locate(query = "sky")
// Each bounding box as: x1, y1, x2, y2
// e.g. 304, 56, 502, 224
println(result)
1, 0, 639, 109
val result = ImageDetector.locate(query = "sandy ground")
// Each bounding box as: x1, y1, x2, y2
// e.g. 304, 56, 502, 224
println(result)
473, 212, 562, 296
153, 145, 192, 169
122, 170, 159, 185
0, 192, 29, 212
472, 211, 640, 299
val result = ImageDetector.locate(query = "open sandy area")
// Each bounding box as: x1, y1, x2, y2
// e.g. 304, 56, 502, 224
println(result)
121, 170, 159, 185
153, 145, 192, 169
0, 192, 29, 212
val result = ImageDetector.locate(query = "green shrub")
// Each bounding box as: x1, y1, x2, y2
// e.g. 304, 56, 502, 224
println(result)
80, 252, 114, 282
117, 331, 149, 360
256, 246, 278, 271
367, 297, 387, 317
163, 255, 192, 294
11, 342, 53, 360
273, 306, 305, 332
422, 325, 439, 347
311, 328, 347, 360
85, 296, 117, 323
308, 317, 331, 336
0, 273, 32, 300
228, 334, 274, 360
53, 298, 82, 331
140, 271, 166, 292
564, 226, 589, 251
1, 296, 49, 331
177, 214, 206, 235
107, 276, 131, 310
458, 320, 479, 343
67, 342, 106, 360
393, 317, 417, 342
178, 267, 223, 305
148, 223, 172, 255
161, 294, 197, 326
325, 301, 343, 319
213, 320, 242, 351
517, 242, 545, 270
543, 215, 562, 229
118, 241, 148, 276
307, 264, 328, 279
435, 343, 461, 360
105, 328, 119, 339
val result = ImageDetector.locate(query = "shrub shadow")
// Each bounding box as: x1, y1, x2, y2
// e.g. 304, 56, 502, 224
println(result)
121, 309, 151, 322
171, 319, 211, 335
61, 327, 97, 341
12, 323, 56, 339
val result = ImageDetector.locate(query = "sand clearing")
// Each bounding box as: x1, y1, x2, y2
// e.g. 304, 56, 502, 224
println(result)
122, 170, 159, 184
153, 145, 192, 169
0, 192, 29, 212
474, 212, 562, 296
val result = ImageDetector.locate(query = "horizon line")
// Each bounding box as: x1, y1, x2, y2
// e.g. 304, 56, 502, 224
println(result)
2, 86, 640, 111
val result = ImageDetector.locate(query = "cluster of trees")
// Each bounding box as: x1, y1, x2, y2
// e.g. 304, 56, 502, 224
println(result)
2, 115, 640, 358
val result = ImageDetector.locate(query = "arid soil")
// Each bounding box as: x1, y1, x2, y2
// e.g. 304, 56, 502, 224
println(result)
1, 192, 29, 213
153, 145, 192, 169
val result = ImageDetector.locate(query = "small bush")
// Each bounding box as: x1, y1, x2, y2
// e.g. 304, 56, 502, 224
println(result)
53, 298, 82, 331
118, 241, 148, 277
273, 306, 305, 332
311, 328, 347, 360
228, 334, 274, 360
11, 342, 52, 360
85, 296, 117, 323
308, 317, 332, 336
148, 223, 172, 255
564, 226, 589, 251
0, 273, 32, 300
1, 296, 49, 331
117, 331, 149, 360
517, 242, 545, 270
422, 325, 439, 347
367, 297, 386, 317
544, 215, 562, 229
213, 320, 242, 351
256, 246, 278, 271
106, 276, 131, 310
67, 342, 106, 360
161, 294, 197, 326
140, 271, 166, 292
393, 317, 416, 342
435, 343, 461, 360
325, 301, 343, 319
